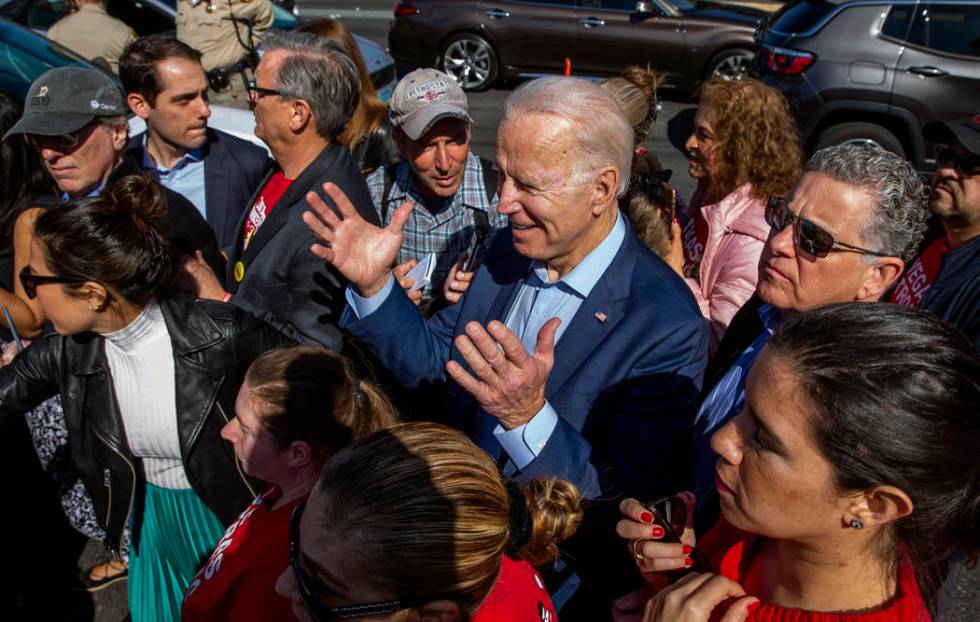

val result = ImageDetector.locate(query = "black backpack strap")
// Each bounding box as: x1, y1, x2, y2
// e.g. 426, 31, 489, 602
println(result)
380, 163, 399, 224
475, 156, 497, 235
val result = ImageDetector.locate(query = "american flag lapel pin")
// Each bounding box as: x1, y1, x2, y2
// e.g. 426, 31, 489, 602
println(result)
594, 311, 607, 322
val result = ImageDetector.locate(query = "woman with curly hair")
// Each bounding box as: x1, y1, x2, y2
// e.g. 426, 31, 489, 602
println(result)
672, 78, 802, 352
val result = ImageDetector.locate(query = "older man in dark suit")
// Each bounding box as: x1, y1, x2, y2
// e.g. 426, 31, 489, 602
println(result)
303, 77, 708, 618
121, 35, 272, 249
182, 30, 378, 348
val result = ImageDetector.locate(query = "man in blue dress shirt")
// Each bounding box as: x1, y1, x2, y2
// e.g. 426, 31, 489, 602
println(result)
302, 77, 708, 618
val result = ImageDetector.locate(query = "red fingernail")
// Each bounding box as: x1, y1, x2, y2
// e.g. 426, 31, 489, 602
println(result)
652, 526, 665, 538
673, 218, 680, 224
682, 545, 693, 555
747, 601, 760, 613
639, 511, 653, 523
684, 557, 693, 567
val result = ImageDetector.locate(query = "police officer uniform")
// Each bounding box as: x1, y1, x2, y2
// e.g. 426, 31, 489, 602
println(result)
47, 2, 135, 74
176, 0, 274, 109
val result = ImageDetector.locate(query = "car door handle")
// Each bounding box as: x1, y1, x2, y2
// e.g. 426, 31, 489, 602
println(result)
580, 18, 606, 28
484, 9, 510, 19
908, 66, 948, 77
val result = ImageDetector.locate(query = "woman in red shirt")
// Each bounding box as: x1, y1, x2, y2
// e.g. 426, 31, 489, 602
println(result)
182, 346, 399, 621
275, 422, 583, 622
615, 304, 979, 622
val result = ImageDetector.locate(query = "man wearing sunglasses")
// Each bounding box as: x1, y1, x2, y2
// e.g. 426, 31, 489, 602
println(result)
888, 118, 980, 352
691, 143, 927, 522
4, 67, 223, 276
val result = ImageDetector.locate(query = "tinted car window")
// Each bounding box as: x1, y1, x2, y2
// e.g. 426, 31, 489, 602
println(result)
589, 0, 639, 10
25, 0, 70, 29
106, 0, 171, 35
907, 4, 980, 58
0, 20, 96, 97
881, 4, 914, 40
768, 0, 838, 34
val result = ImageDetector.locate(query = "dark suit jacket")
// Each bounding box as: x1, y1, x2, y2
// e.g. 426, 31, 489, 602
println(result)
226, 142, 379, 348
127, 128, 273, 248
107, 158, 223, 276
343, 221, 709, 616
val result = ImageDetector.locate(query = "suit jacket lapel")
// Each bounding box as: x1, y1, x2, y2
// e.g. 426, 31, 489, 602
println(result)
203, 133, 228, 240
545, 232, 637, 396
238, 143, 340, 268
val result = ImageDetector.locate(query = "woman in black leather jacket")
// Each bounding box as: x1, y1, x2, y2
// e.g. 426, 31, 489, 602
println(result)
0, 175, 291, 621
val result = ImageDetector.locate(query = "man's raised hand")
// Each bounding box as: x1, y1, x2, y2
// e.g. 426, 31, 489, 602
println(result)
303, 182, 413, 298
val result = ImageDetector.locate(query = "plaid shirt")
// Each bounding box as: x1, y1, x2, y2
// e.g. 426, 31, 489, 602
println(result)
366, 151, 508, 301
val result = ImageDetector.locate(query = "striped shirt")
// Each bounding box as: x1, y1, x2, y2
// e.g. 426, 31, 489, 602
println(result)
693, 303, 782, 507
365, 151, 507, 301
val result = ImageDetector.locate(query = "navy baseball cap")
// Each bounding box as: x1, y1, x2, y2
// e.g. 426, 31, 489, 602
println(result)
4, 67, 124, 140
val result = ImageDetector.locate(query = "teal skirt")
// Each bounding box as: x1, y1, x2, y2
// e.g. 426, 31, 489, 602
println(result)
128, 484, 225, 622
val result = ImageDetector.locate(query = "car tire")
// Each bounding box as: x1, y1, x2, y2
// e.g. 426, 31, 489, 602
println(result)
814, 122, 906, 159
706, 48, 754, 81
440, 33, 498, 92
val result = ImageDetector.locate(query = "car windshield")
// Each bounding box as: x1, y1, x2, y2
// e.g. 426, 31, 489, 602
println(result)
0, 19, 106, 98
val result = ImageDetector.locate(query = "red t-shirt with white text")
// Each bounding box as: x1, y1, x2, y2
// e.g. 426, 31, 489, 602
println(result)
242, 171, 293, 251
890, 236, 949, 307
182, 487, 305, 622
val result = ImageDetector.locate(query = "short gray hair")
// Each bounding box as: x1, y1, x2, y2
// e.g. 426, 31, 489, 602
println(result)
504, 77, 633, 196
806, 143, 927, 262
261, 31, 361, 139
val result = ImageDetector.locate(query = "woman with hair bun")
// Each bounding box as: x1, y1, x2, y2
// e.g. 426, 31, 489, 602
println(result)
276, 422, 584, 622
0, 174, 291, 622
615, 303, 980, 622
183, 346, 399, 621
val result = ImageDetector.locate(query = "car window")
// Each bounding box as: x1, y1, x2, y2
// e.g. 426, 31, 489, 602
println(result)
0, 0, 28, 20
907, 3, 980, 58
768, 0, 838, 34
0, 21, 92, 97
582, 0, 636, 10
25, 0, 71, 29
880, 4, 914, 41
106, 0, 172, 36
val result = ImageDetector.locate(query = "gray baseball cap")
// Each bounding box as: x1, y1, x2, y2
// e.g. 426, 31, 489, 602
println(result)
4, 67, 125, 140
389, 68, 473, 141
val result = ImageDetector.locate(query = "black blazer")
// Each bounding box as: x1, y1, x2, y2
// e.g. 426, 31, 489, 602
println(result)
225, 141, 380, 348
108, 158, 224, 276
127, 128, 273, 248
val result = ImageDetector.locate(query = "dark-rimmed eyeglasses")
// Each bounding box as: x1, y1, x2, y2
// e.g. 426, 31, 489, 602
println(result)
765, 196, 891, 258
289, 502, 422, 620
246, 80, 283, 100
19, 266, 87, 299
26, 121, 100, 153
935, 146, 980, 175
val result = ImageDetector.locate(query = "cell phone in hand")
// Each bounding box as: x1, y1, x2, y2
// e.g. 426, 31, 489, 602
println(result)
461, 228, 487, 273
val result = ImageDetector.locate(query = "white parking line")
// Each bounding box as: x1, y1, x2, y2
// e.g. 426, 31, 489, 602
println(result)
296, 8, 391, 19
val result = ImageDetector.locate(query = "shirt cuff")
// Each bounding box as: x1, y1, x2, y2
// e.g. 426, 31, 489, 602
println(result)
345, 274, 395, 319
493, 401, 559, 470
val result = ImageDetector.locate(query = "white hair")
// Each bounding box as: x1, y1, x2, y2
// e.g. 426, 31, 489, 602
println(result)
504, 77, 634, 196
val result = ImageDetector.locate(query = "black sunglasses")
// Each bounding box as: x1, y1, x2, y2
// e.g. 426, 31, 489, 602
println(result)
246, 80, 283, 99
765, 196, 891, 258
935, 146, 980, 174
289, 502, 421, 620
19, 266, 87, 299
26, 121, 99, 152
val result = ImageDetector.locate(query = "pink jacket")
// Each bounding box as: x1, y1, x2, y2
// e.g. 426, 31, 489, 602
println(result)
681, 183, 769, 353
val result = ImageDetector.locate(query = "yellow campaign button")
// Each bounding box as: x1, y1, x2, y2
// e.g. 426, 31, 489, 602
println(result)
233, 261, 245, 282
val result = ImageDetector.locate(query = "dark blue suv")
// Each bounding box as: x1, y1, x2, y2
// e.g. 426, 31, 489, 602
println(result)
754, 0, 980, 169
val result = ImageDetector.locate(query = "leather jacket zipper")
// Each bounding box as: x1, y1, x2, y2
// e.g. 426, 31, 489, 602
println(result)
216, 400, 256, 498
92, 427, 136, 557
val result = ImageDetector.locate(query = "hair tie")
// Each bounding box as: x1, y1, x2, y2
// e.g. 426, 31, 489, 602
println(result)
504, 479, 532, 558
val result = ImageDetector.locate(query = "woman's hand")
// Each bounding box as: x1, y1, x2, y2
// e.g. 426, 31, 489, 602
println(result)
443, 253, 475, 305
616, 491, 696, 577
393, 259, 423, 307
2, 339, 30, 366
640, 572, 758, 622
667, 219, 686, 277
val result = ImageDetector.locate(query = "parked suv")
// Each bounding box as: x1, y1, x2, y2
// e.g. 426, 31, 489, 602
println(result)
754, 0, 980, 169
